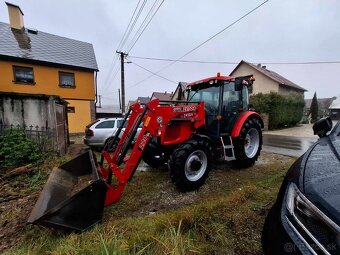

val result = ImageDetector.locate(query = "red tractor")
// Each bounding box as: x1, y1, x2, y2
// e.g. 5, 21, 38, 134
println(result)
29, 73, 263, 232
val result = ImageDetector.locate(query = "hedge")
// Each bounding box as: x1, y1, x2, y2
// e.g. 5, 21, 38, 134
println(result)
250, 92, 305, 130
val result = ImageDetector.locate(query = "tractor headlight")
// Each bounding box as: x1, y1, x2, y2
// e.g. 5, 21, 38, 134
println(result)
285, 183, 340, 254
157, 129, 162, 136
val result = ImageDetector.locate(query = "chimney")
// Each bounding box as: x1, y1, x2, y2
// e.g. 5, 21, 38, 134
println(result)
257, 63, 261, 67
262, 66, 266, 69
6, 2, 24, 30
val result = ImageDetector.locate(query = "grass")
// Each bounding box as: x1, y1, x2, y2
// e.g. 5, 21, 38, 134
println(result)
2, 152, 295, 255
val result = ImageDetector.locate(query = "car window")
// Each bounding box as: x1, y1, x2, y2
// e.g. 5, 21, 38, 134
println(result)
95, 120, 115, 129
86, 119, 100, 128
117, 119, 124, 127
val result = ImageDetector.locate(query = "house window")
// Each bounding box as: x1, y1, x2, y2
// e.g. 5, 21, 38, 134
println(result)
13, 66, 35, 84
67, 107, 75, 113
59, 72, 75, 87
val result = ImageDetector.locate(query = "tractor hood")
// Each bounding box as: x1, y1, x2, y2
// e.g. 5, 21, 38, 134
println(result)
303, 132, 340, 226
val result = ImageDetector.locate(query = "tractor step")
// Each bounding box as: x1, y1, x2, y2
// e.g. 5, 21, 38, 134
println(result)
220, 136, 236, 161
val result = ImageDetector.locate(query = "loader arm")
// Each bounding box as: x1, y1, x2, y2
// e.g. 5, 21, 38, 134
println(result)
98, 98, 205, 206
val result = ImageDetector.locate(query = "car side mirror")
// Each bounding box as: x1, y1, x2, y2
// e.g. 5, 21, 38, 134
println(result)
313, 117, 333, 138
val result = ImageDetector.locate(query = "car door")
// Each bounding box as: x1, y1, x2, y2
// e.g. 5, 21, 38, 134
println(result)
93, 119, 116, 145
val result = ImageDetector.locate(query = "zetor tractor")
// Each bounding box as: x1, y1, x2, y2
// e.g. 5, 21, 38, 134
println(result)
28, 73, 263, 232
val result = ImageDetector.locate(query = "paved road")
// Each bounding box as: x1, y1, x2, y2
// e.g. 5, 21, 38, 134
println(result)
262, 134, 317, 157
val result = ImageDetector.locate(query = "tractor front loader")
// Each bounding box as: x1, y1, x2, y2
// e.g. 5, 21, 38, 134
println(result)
28, 73, 263, 232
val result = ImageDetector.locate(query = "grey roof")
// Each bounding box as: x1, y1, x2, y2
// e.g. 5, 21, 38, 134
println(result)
137, 96, 150, 104
0, 22, 98, 71
231, 60, 307, 92
305, 97, 336, 109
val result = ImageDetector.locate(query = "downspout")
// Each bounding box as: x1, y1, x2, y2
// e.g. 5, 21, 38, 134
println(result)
94, 71, 98, 120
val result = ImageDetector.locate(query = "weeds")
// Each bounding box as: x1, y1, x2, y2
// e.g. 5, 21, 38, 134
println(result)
2, 153, 295, 255
0, 129, 42, 167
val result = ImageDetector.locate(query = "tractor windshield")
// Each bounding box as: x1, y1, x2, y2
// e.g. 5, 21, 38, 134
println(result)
222, 81, 248, 113
188, 86, 220, 115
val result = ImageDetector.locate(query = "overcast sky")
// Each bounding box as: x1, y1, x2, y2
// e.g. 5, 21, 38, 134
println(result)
1, 0, 339, 107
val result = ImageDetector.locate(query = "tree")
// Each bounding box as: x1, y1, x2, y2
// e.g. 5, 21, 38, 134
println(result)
310, 92, 319, 123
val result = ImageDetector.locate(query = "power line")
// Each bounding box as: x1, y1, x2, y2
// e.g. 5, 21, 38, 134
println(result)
129, 55, 238, 64
102, 0, 147, 95
129, 61, 177, 86
101, 60, 120, 93
126, 0, 161, 52
128, 55, 340, 65
126, 0, 165, 53
117, 0, 142, 50
104, 0, 165, 94
129, 0, 269, 88
119, 0, 148, 52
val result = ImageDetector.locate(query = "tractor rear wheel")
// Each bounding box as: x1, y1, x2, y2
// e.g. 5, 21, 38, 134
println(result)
142, 141, 169, 168
169, 139, 212, 191
233, 118, 262, 168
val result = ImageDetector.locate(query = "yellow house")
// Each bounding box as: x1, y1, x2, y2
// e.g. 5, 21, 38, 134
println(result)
0, 2, 98, 134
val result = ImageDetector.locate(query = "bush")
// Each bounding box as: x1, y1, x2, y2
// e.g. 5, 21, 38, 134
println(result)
0, 129, 42, 167
250, 92, 305, 129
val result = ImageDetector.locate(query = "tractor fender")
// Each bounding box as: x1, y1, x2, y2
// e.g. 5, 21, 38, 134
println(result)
191, 133, 213, 144
231, 111, 263, 138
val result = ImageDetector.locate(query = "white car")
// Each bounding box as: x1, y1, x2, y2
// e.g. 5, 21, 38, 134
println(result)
83, 118, 124, 149
84, 117, 142, 150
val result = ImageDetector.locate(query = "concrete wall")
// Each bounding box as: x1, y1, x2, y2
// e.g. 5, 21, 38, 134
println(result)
231, 64, 279, 95
0, 94, 56, 129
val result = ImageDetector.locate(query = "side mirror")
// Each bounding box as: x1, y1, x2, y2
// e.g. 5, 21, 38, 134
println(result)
313, 117, 333, 138
234, 78, 243, 91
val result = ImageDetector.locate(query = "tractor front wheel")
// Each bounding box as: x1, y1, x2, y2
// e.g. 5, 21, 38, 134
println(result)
142, 141, 169, 168
233, 118, 262, 168
169, 139, 212, 191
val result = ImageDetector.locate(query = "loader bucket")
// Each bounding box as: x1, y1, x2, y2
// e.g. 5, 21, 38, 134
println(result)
28, 150, 107, 232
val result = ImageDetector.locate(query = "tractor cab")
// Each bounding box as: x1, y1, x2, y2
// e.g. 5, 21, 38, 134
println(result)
187, 73, 254, 138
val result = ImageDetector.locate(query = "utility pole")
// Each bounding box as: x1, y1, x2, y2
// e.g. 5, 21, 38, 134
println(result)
116, 51, 128, 114
118, 88, 121, 112
98, 95, 102, 108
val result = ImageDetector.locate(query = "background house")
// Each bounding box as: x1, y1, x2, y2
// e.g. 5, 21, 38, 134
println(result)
0, 2, 98, 135
171, 82, 188, 101
151, 92, 173, 101
230, 60, 307, 96
329, 97, 340, 120
126, 96, 150, 112
96, 105, 121, 119
304, 97, 336, 119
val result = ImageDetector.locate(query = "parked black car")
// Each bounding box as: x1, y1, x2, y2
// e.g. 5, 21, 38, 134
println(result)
262, 117, 340, 255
